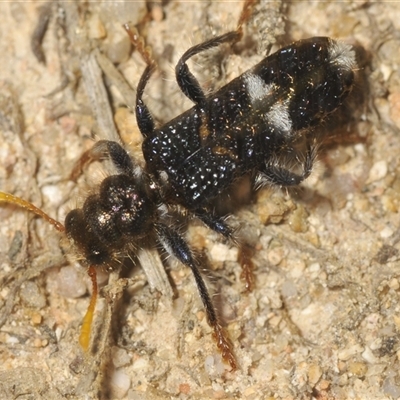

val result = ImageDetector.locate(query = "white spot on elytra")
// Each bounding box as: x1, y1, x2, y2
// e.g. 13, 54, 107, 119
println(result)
244, 72, 292, 134
328, 40, 356, 71
266, 101, 292, 133
243, 72, 273, 104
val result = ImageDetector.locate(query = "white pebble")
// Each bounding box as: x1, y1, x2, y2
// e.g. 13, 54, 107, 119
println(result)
56, 265, 87, 298
368, 160, 387, 183
110, 369, 131, 399
210, 243, 236, 262
112, 346, 131, 368
380, 226, 393, 238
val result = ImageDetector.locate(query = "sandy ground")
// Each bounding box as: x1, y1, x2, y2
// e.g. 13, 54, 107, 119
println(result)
0, 1, 400, 399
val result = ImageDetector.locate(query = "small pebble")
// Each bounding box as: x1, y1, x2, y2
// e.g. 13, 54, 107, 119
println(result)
308, 363, 322, 385
348, 361, 368, 377
367, 160, 387, 183
20, 281, 46, 309
110, 369, 131, 399
56, 265, 87, 298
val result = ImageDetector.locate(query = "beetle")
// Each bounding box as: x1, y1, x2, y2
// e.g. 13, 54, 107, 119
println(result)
0, 0, 356, 371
